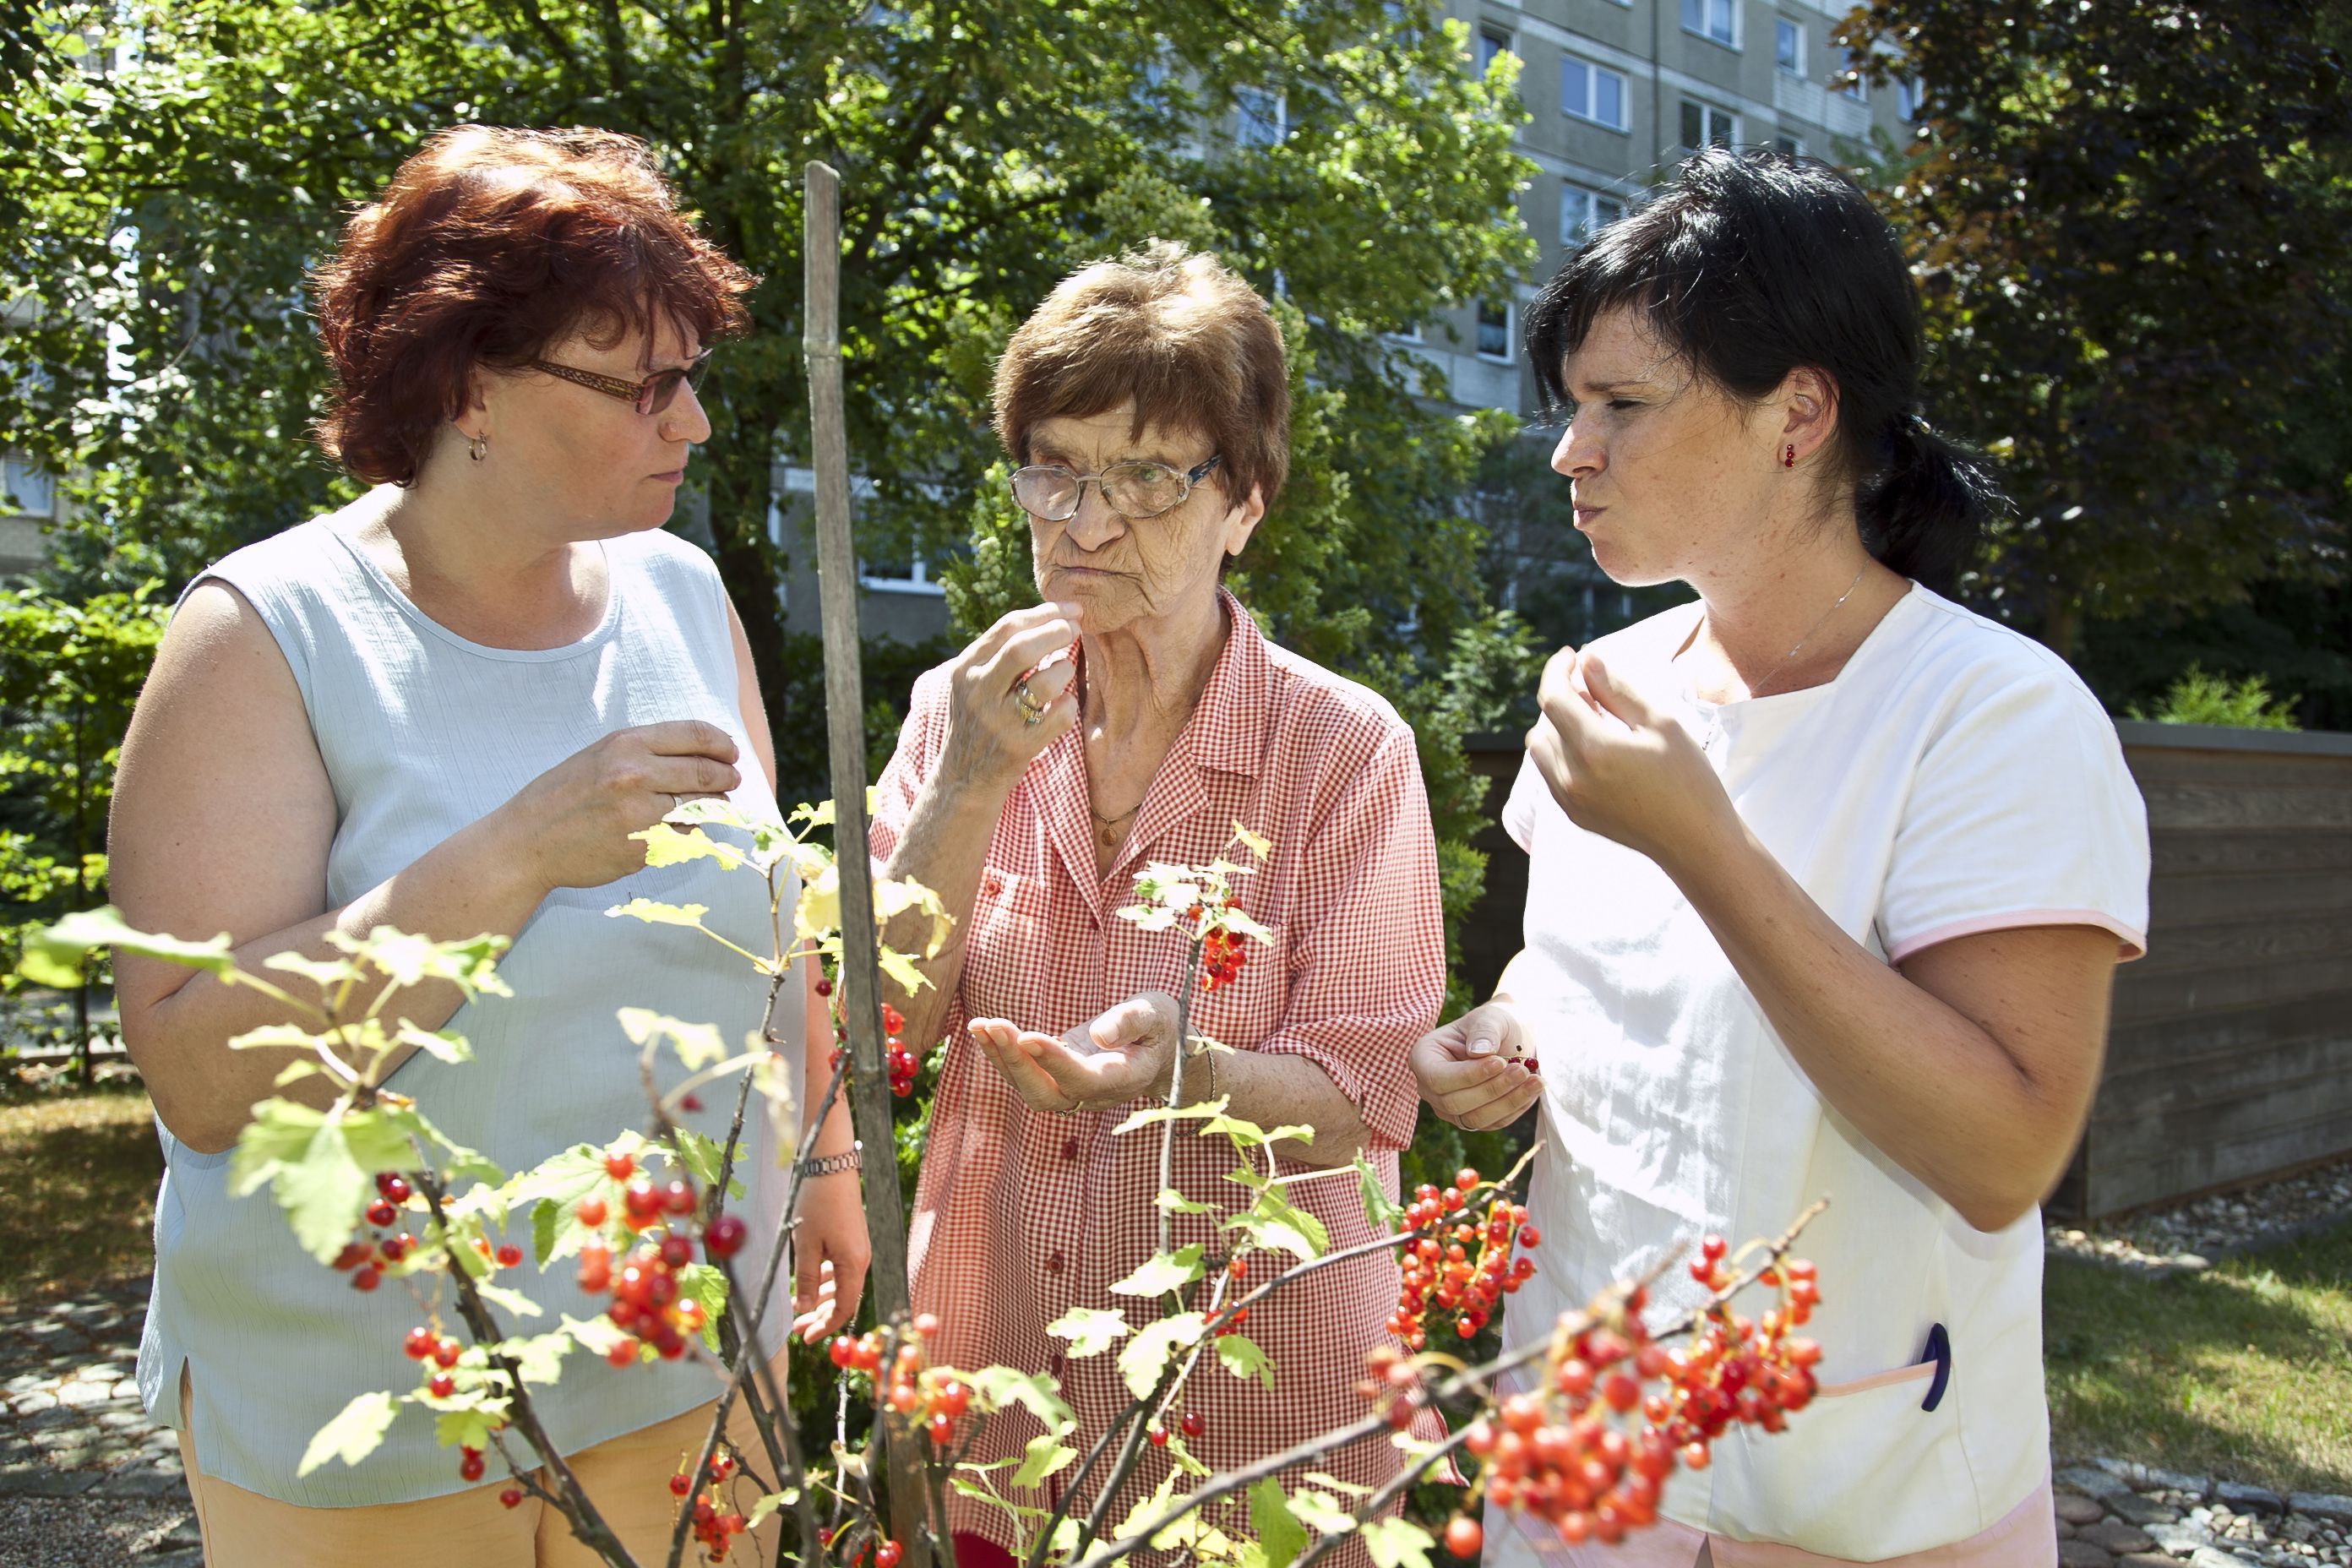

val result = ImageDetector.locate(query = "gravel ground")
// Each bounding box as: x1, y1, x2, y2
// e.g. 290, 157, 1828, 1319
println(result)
2049, 1154, 2352, 1277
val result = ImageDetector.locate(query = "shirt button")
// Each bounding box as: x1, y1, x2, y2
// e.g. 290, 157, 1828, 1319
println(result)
1062, 1137, 1080, 1161
1046, 1250, 1065, 1274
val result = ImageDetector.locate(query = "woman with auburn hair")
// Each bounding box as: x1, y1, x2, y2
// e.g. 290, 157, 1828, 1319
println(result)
107, 126, 864, 1564
868, 242, 1445, 1566
1413, 149, 2149, 1565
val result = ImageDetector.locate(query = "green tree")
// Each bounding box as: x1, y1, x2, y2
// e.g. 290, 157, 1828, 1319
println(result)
1839, 0, 2352, 657
0, 585, 168, 1075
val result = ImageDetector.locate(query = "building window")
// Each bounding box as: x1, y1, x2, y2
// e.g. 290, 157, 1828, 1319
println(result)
1561, 57, 1628, 130
1477, 302, 1512, 362
1773, 133, 1805, 157
1477, 27, 1515, 76
1235, 86, 1287, 147
1, 455, 53, 519
1680, 99, 1737, 150
1388, 320, 1424, 344
1896, 77, 1923, 119
1774, 18, 1803, 74
1560, 182, 1627, 249
1834, 49, 1868, 101
1681, 0, 1737, 47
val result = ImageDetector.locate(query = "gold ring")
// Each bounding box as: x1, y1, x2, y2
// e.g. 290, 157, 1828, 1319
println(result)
1014, 678, 1046, 727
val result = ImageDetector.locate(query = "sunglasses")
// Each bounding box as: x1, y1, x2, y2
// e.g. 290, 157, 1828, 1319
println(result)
530, 351, 713, 416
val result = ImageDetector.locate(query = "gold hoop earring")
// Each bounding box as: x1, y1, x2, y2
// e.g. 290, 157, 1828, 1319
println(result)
467, 434, 487, 463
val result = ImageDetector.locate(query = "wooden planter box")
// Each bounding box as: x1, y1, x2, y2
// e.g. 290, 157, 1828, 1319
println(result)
1456, 722, 2352, 1222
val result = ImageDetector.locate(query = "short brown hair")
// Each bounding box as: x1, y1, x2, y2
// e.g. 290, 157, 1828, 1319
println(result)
993, 242, 1290, 509
312, 125, 756, 486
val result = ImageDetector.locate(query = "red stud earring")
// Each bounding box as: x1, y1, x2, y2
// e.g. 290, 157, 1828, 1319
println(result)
1783, 444, 1796, 469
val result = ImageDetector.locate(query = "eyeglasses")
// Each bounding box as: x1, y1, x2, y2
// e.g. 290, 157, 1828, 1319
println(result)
1009, 455, 1222, 522
529, 351, 713, 416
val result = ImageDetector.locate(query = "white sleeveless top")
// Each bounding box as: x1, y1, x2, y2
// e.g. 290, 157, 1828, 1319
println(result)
1489, 585, 2149, 1563
135, 497, 798, 1505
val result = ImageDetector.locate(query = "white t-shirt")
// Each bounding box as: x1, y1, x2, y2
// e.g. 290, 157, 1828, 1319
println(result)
1490, 584, 2149, 1562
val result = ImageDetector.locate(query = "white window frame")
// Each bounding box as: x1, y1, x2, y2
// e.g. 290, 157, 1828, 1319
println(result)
1386, 321, 1425, 344
1235, 86, 1287, 147
1559, 182, 1626, 250
1, 455, 55, 520
1680, 98, 1739, 150
1475, 302, 1514, 363
1680, 0, 1738, 49
1560, 56, 1629, 131
1774, 18, 1803, 74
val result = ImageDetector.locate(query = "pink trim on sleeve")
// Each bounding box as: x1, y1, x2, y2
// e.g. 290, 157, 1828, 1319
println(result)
1886, 909, 2148, 966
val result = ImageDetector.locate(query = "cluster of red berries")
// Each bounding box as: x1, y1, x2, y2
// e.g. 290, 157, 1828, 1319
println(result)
829, 1313, 967, 1446
1189, 900, 1249, 992
402, 1323, 466, 1399
329, 1170, 524, 1293
1451, 1241, 1823, 1551
1388, 1170, 1540, 1348
668, 1450, 749, 1563
571, 1153, 745, 1366
817, 1526, 905, 1568
1209, 1253, 1252, 1340
819, 976, 922, 1099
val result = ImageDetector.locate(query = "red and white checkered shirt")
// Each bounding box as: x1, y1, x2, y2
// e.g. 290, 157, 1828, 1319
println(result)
871, 592, 1446, 1563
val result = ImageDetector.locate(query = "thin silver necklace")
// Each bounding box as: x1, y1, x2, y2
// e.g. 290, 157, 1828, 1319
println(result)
1690, 564, 1869, 754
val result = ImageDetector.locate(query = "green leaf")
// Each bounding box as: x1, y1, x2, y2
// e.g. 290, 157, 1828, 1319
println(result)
670, 1129, 743, 1200
1117, 1312, 1207, 1401
674, 1263, 728, 1351
260, 950, 363, 989
1011, 1432, 1076, 1489
1204, 1113, 1313, 1147
605, 897, 713, 930
1215, 1332, 1275, 1391
1158, 1424, 1211, 1478
1355, 1151, 1405, 1231
19, 906, 234, 985
1046, 1305, 1130, 1358
1222, 1184, 1329, 1264
433, 1402, 506, 1454
1109, 1244, 1205, 1298
966, 1365, 1075, 1434
616, 1008, 728, 1070
1361, 1517, 1435, 1568
744, 1489, 798, 1531
230, 1101, 368, 1263
1113, 1100, 1229, 1136
1155, 1187, 1218, 1215
1287, 1488, 1358, 1538
488, 1331, 574, 1387
471, 1278, 542, 1322
392, 1021, 474, 1064
297, 1391, 398, 1478
632, 823, 747, 871
1250, 1477, 1308, 1568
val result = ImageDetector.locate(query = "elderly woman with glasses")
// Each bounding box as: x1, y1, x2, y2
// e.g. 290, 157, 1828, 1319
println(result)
106, 127, 863, 1565
869, 242, 1445, 1566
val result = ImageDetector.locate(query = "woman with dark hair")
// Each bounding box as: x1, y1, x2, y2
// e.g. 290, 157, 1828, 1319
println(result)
107, 126, 863, 1564
868, 242, 1444, 1566
1413, 150, 2149, 1565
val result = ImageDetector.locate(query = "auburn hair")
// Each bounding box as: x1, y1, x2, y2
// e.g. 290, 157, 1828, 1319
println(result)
993, 242, 1290, 509
312, 125, 755, 485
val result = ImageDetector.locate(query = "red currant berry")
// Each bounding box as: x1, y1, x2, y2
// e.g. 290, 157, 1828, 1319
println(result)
499, 1486, 523, 1509
365, 1199, 398, 1228
662, 1181, 695, 1217
1518, 1224, 1542, 1248
670, 1472, 693, 1497
403, 1326, 434, 1360
661, 1233, 694, 1269
604, 1153, 636, 1181
495, 1244, 523, 1268
351, 1266, 382, 1293
874, 1542, 903, 1568
1146, 1424, 1168, 1447
433, 1337, 461, 1369
576, 1196, 608, 1228
1179, 1410, 1205, 1439
459, 1449, 485, 1483
703, 1213, 747, 1261
428, 1374, 455, 1398
607, 1340, 637, 1367
925, 1412, 954, 1445
1444, 1516, 1484, 1558
815, 976, 833, 997
913, 1312, 941, 1338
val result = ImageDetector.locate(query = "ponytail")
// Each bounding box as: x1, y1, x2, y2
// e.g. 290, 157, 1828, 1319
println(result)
1857, 415, 2001, 595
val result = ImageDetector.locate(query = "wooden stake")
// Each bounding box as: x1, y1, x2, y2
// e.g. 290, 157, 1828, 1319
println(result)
803, 158, 931, 1568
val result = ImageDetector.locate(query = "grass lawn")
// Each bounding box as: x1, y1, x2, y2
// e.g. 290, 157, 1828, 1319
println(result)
2045, 1218, 2352, 1495
0, 1088, 163, 1307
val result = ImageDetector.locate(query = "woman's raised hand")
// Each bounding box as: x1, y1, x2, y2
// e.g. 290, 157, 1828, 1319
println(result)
1527, 646, 1734, 870
1411, 999, 1542, 1130
967, 992, 1181, 1113
493, 719, 743, 895
937, 602, 1083, 797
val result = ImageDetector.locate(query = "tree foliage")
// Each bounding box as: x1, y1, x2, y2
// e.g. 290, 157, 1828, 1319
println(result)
1841, 0, 2352, 656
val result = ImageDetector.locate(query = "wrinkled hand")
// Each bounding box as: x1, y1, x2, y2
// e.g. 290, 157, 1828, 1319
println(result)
938, 602, 1084, 798
968, 992, 1182, 1113
1411, 999, 1542, 1131
493, 719, 742, 894
788, 1166, 870, 1342
1526, 646, 1734, 869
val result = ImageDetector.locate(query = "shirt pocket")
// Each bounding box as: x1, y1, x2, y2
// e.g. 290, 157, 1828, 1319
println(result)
961, 868, 1049, 1025
1187, 920, 1288, 1052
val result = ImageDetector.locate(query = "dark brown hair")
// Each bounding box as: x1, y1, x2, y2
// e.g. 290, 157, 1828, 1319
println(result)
993, 242, 1290, 509
312, 125, 756, 486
